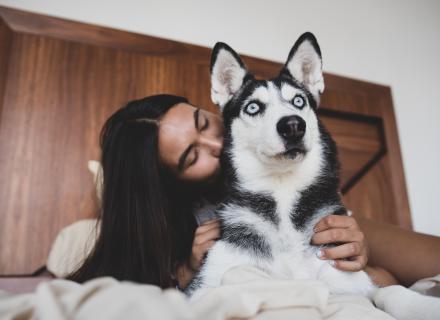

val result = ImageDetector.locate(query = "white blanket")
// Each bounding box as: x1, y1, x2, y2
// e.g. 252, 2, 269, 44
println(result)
373, 274, 440, 320
9, 219, 436, 319
1, 266, 396, 320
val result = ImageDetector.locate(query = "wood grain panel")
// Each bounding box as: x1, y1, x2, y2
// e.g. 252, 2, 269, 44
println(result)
320, 115, 382, 189
0, 6, 211, 61
0, 17, 12, 123
321, 77, 411, 228
343, 157, 400, 225
0, 33, 186, 274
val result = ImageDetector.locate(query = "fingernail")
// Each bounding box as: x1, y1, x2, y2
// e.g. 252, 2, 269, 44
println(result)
317, 250, 324, 259
329, 260, 336, 267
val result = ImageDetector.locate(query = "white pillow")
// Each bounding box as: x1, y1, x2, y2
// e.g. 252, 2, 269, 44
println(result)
46, 160, 103, 277
88, 160, 103, 202
47, 219, 100, 277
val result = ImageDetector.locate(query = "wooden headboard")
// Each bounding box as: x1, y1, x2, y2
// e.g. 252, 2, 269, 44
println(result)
0, 6, 411, 276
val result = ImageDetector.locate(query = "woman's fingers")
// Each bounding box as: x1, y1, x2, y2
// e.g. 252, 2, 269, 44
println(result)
190, 219, 220, 271
317, 242, 363, 260
199, 218, 220, 229
202, 218, 220, 226
331, 255, 367, 272
195, 219, 220, 235
311, 215, 369, 269
314, 215, 358, 233
201, 240, 216, 252
194, 225, 221, 245
311, 228, 364, 245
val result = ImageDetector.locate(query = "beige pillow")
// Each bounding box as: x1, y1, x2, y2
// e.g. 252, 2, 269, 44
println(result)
46, 218, 100, 277
46, 160, 102, 277
88, 160, 103, 202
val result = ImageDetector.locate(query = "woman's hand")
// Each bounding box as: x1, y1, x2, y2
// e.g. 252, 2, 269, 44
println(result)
176, 218, 220, 289
189, 218, 221, 272
311, 214, 368, 271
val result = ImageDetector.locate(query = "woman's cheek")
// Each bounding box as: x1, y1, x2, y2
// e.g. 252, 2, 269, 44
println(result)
182, 154, 218, 182
200, 153, 220, 179
209, 114, 224, 137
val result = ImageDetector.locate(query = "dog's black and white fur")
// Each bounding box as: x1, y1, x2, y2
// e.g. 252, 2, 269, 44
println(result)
186, 33, 376, 299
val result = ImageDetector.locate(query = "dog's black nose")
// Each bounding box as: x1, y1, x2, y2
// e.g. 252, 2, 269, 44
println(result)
277, 116, 306, 141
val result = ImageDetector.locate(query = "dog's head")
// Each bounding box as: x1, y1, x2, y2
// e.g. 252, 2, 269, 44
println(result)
210, 32, 324, 170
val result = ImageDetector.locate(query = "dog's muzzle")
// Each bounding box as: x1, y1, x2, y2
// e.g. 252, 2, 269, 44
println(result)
276, 115, 306, 159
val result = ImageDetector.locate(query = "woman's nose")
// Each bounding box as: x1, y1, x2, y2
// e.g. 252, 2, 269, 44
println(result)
198, 136, 223, 157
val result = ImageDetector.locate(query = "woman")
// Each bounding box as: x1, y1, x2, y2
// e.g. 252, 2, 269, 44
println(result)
68, 94, 439, 289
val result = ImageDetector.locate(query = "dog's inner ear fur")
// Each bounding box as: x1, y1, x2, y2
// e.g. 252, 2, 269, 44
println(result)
284, 35, 324, 103
211, 46, 248, 109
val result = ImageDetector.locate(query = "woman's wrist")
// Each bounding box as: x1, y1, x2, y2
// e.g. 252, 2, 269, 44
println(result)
364, 265, 400, 287
175, 260, 196, 290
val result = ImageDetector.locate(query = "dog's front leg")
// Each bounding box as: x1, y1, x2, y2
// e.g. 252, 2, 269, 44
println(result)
314, 258, 377, 298
186, 240, 253, 301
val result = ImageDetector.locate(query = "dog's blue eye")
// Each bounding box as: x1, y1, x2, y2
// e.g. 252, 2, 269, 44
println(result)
245, 102, 260, 115
293, 95, 305, 109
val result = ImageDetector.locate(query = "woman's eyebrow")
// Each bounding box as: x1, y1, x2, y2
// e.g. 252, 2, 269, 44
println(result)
194, 108, 200, 130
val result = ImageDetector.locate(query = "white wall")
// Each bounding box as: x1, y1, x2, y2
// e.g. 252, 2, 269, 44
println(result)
1, 0, 439, 236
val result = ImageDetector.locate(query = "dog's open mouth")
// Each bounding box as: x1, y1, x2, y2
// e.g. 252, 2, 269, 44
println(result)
280, 146, 306, 159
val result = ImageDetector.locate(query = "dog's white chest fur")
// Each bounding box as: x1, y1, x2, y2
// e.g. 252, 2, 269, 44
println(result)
194, 214, 375, 300
263, 220, 311, 279
190, 164, 377, 299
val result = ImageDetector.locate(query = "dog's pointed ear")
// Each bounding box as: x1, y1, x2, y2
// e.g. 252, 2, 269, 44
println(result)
282, 32, 324, 103
210, 42, 249, 109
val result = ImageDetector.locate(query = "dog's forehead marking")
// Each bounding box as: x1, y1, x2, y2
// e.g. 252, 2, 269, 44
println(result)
246, 85, 269, 103
280, 83, 298, 101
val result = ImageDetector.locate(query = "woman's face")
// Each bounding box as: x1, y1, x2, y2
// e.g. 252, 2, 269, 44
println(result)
158, 103, 224, 183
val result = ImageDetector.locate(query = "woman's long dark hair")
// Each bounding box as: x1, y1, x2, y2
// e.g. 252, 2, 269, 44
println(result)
68, 94, 198, 288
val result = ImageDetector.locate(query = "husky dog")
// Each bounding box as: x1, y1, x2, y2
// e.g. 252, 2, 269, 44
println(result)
186, 33, 376, 299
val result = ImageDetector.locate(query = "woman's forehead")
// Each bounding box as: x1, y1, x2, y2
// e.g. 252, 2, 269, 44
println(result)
159, 103, 197, 140
158, 103, 196, 167
161, 102, 196, 125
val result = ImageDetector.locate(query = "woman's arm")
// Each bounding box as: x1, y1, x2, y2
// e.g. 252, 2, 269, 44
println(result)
175, 261, 196, 289
357, 216, 440, 286
176, 219, 220, 289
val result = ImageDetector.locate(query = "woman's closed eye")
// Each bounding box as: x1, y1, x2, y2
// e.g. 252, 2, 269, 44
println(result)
187, 148, 199, 169
201, 116, 209, 131
183, 118, 210, 171
195, 108, 210, 132
185, 114, 207, 169
178, 144, 197, 172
